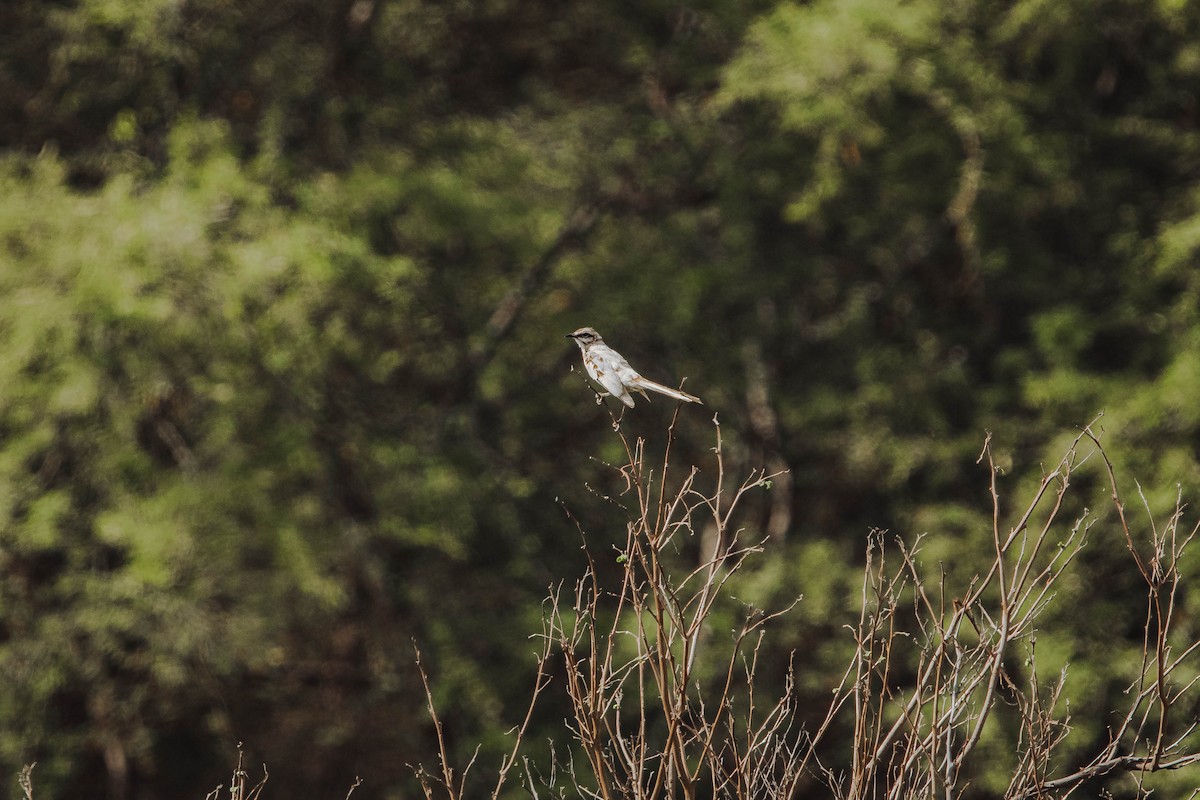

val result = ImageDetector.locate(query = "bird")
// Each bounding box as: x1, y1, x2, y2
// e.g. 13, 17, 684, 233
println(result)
566, 327, 702, 408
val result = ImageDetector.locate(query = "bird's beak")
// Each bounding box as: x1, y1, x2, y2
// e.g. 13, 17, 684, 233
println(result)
565, 333, 575, 339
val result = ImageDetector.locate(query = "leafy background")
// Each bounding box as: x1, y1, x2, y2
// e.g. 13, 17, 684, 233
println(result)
2, 0, 1200, 797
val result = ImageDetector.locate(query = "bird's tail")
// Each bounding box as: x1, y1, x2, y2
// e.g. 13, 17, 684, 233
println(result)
631, 377, 702, 405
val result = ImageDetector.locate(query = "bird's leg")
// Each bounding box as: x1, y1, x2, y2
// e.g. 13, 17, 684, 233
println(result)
576, 370, 609, 404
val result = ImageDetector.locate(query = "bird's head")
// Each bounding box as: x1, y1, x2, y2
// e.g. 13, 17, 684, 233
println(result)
566, 327, 602, 347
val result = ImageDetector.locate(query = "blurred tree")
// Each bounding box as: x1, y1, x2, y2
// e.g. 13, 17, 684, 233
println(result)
1, 0, 1200, 797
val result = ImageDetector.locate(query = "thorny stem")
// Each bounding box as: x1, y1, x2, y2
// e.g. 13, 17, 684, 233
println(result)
411, 417, 1200, 800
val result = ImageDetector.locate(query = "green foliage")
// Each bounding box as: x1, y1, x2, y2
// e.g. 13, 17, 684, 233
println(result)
1, 0, 1200, 796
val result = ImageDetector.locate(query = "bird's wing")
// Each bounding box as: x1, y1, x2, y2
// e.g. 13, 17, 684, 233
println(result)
602, 346, 701, 405
588, 348, 637, 407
